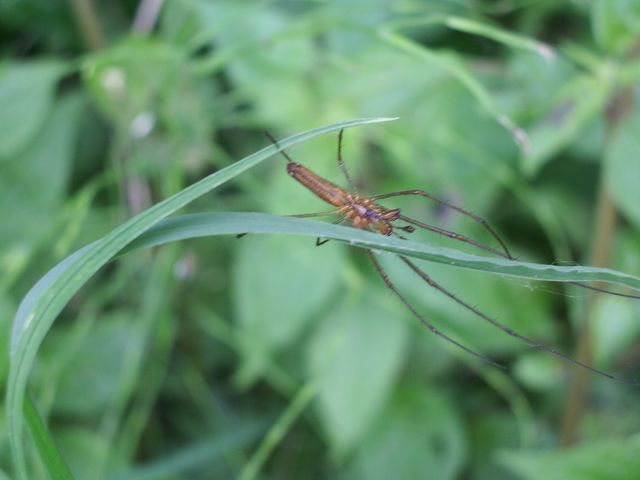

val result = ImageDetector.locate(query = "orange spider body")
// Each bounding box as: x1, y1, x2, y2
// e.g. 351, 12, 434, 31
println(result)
286, 161, 400, 235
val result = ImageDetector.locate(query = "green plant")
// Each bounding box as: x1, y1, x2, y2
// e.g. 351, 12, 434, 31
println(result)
3, 1, 640, 479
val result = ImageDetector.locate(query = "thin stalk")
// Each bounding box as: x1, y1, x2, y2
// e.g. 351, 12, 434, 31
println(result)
560, 86, 635, 445
69, 0, 105, 50
132, 0, 165, 34
239, 381, 319, 480
559, 178, 617, 445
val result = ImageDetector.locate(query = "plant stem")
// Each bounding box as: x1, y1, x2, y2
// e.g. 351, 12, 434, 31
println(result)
559, 180, 617, 445
239, 380, 319, 480
70, 0, 105, 50
132, 0, 165, 34
559, 86, 634, 445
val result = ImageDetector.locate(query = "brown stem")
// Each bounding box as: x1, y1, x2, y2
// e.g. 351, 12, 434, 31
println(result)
559, 180, 617, 445
132, 0, 166, 34
559, 86, 634, 445
70, 0, 106, 50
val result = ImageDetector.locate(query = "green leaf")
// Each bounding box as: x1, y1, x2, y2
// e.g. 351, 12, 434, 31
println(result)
0, 93, 84, 249
232, 235, 344, 354
522, 75, 607, 176
49, 311, 143, 417
0, 294, 15, 385
592, 0, 640, 55
378, 27, 529, 152
109, 421, 265, 480
469, 411, 523, 478
307, 292, 409, 454
0, 60, 67, 159
592, 295, 640, 366
350, 385, 465, 480
122, 212, 640, 291
513, 352, 564, 392
606, 110, 640, 226
24, 396, 73, 480
7, 116, 396, 479
55, 427, 109, 480
499, 434, 640, 480
442, 16, 554, 59
82, 37, 192, 129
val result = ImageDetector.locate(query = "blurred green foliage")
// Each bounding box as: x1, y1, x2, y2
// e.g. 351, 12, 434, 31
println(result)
2, 0, 640, 479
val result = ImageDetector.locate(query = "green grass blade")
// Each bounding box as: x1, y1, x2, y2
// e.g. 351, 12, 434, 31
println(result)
387, 15, 555, 59
7, 116, 396, 480
442, 16, 554, 59
378, 21, 531, 152
238, 380, 318, 480
24, 396, 73, 480
123, 212, 640, 290
107, 420, 266, 480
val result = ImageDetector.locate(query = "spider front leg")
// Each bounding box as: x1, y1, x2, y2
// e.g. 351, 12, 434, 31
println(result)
372, 189, 513, 259
292, 213, 347, 247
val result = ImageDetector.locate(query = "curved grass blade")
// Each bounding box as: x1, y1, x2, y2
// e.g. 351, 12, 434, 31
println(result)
388, 15, 554, 60
7, 116, 397, 480
24, 396, 73, 480
123, 212, 640, 291
378, 21, 531, 153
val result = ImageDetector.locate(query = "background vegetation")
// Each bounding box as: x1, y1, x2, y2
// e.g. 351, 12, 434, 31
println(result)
2, 0, 640, 478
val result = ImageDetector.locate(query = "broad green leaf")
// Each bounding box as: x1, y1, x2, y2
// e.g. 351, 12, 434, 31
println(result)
0, 60, 67, 159
592, 0, 640, 56
0, 93, 83, 249
606, 110, 640, 226
470, 411, 523, 479
522, 75, 608, 176
513, 352, 564, 392
592, 295, 640, 366
505, 52, 575, 121
499, 434, 640, 480
47, 311, 143, 417
350, 385, 465, 480
307, 292, 408, 454
232, 235, 343, 354
8, 117, 395, 479
55, 427, 108, 480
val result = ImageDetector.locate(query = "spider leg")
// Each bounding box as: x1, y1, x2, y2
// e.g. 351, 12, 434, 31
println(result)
366, 250, 506, 369
316, 216, 348, 247
336, 129, 358, 193
291, 210, 341, 219
372, 189, 513, 259
569, 282, 640, 300
399, 214, 511, 259
236, 210, 341, 239
400, 256, 639, 385
264, 131, 296, 163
